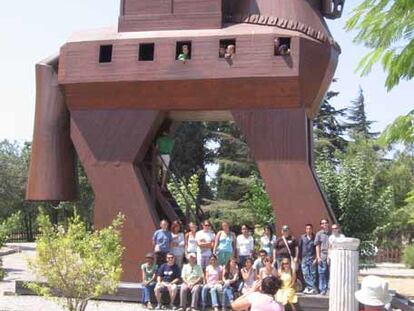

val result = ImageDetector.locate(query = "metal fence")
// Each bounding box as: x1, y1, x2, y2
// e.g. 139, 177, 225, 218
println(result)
6, 231, 40, 243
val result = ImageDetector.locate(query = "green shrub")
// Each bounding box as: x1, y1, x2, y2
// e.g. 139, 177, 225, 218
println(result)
28, 212, 124, 311
403, 245, 414, 268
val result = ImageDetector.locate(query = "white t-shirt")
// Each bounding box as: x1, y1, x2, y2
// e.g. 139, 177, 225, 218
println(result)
186, 232, 198, 253
328, 233, 345, 246
196, 230, 215, 257
237, 235, 254, 256
171, 232, 185, 256
260, 235, 277, 255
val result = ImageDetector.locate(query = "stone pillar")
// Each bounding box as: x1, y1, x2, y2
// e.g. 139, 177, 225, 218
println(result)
329, 237, 360, 311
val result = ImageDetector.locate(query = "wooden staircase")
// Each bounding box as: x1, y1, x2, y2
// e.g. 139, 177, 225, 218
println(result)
139, 147, 205, 226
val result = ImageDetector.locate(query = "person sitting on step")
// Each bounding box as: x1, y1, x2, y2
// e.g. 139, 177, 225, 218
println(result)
155, 253, 181, 310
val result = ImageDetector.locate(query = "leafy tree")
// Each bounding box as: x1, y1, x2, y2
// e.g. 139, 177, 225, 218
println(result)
168, 174, 200, 223
0, 212, 21, 248
315, 151, 341, 216
346, 0, 414, 90
0, 212, 21, 280
28, 212, 124, 311
378, 109, 414, 150
0, 140, 39, 238
346, 87, 377, 139
316, 137, 394, 241
171, 122, 212, 201
242, 174, 274, 227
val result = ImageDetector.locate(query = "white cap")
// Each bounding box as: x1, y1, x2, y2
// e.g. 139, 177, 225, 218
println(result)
355, 276, 392, 306
187, 253, 197, 259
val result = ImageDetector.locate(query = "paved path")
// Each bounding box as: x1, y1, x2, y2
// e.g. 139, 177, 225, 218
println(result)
0, 243, 147, 310
360, 262, 414, 278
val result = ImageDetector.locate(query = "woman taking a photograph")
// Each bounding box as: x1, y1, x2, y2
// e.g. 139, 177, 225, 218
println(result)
231, 277, 284, 311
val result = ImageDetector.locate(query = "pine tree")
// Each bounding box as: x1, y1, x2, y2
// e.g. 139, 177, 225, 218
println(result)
314, 90, 348, 160
203, 122, 257, 229
346, 87, 377, 139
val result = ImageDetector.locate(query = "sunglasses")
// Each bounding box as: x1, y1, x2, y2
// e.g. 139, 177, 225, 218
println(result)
167, 257, 174, 260
203, 224, 210, 227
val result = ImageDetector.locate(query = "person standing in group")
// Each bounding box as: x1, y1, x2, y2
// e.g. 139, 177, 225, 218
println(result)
222, 257, 240, 311
201, 255, 223, 311
153, 220, 173, 266
241, 257, 256, 294
315, 218, 331, 295
237, 224, 254, 267
185, 222, 198, 259
213, 221, 237, 266
154, 253, 181, 310
274, 225, 299, 270
329, 224, 345, 247
276, 258, 298, 311
253, 249, 268, 275
260, 225, 276, 260
141, 252, 158, 309
178, 253, 204, 311
259, 256, 278, 280
231, 277, 284, 311
299, 224, 318, 294
196, 220, 216, 270
171, 220, 185, 268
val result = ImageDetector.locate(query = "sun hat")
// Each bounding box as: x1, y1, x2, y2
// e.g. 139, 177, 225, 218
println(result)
355, 276, 392, 306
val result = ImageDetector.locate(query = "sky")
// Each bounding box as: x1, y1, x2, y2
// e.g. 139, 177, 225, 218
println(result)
0, 0, 411, 142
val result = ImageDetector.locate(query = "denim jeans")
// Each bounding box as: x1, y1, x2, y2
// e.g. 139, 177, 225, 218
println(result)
318, 258, 329, 292
143, 281, 156, 303
301, 258, 317, 291
222, 286, 234, 308
201, 284, 221, 308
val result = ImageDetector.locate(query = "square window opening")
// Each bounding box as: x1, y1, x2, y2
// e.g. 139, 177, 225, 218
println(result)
99, 45, 113, 63
139, 43, 155, 61
176, 41, 192, 61
219, 39, 236, 58
274, 37, 291, 56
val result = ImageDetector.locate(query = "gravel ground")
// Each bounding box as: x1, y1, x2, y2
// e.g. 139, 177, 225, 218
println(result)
0, 296, 144, 311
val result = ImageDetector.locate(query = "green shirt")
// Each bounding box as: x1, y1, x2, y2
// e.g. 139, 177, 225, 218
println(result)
141, 262, 158, 282
181, 263, 203, 284
178, 54, 189, 61
156, 136, 174, 155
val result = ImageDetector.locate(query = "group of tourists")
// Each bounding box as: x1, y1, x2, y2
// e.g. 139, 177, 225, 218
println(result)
142, 218, 345, 311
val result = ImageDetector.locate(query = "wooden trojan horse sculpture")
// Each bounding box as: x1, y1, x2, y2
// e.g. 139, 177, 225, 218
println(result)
27, 0, 344, 281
